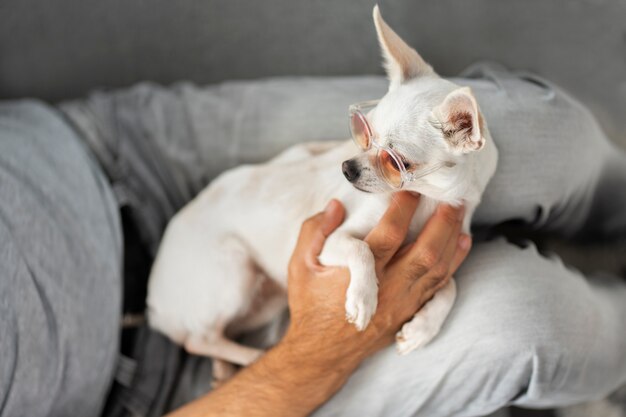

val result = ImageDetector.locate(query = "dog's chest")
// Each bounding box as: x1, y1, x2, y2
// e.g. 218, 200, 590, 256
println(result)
405, 197, 440, 242
342, 194, 440, 243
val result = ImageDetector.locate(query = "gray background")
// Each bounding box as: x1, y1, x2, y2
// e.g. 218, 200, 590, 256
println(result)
0, 0, 625, 147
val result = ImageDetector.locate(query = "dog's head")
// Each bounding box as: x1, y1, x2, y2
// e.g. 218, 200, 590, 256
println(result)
343, 6, 487, 195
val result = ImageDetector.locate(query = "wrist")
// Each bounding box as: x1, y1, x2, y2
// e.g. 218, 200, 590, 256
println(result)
266, 333, 361, 407
280, 334, 361, 373
281, 318, 379, 368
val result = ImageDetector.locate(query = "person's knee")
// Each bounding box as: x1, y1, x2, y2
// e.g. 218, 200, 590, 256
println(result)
460, 315, 588, 401
316, 239, 622, 416
476, 81, 613, 231
452, 239, 599, 402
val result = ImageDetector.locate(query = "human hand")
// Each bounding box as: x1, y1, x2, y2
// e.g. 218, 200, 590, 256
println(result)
282, 192, 471, 371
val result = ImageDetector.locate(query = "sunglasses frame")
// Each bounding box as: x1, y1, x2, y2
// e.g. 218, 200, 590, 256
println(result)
349, 100, 445, 189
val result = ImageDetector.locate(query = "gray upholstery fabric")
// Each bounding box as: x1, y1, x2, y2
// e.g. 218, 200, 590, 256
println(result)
0, 0, 624, 147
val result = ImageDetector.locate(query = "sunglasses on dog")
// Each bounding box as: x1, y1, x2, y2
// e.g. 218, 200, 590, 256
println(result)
349, 100, 446, 189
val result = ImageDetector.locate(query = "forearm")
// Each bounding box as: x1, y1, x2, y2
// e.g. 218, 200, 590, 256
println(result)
166, 338, 359, 417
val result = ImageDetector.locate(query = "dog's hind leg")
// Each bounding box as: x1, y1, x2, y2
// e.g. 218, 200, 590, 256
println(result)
227, 273, 287, 336
185, 333, 263, 366
395, 279, 457, 354
211, 359, 238, 388
177, 234, 269, 366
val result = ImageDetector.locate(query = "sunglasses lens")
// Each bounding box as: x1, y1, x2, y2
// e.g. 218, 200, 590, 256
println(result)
377, 149, 404, 188
350, 112, 371, 150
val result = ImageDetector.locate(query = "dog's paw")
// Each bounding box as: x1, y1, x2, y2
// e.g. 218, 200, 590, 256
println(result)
345, 281, 378, 331
396, 280, 457, 354
395, 314, 440, 355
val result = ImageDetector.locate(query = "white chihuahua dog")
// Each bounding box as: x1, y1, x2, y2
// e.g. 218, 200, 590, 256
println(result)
147, 6, 498, 366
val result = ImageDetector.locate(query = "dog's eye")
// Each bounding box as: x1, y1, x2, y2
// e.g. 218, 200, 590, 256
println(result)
396, 156, 412, 171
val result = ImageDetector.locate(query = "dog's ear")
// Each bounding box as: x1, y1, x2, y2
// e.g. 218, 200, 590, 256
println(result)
433, 87, 485, 154
373, 5, 434, 90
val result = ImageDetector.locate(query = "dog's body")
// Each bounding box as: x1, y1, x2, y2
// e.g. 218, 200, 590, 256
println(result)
147, 6, 498, 366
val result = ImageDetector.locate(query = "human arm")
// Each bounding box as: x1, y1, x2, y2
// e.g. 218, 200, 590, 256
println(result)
167, 192, 471, 417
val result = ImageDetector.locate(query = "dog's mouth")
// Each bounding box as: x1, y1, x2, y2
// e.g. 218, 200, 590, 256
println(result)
352, 184, 372, 193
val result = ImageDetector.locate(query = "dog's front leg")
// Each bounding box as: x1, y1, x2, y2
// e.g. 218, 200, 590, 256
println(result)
319, 232, 378, 331
396, 279, 457, 354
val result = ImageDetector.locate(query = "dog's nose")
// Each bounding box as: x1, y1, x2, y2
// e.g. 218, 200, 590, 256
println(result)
342, 160, 360, 182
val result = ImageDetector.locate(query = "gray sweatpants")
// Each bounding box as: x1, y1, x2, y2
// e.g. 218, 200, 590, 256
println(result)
1, 64, 625, 417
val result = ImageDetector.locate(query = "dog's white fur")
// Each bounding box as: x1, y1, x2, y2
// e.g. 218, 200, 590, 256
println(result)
147, 6, 498, 365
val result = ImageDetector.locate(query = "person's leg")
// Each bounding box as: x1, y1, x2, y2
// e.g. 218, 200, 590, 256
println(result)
312, 238, 626, 417
466, 65, 626, 239
581, 151, 626, 240
0, 101, 122, 417
61, 70, 626, 243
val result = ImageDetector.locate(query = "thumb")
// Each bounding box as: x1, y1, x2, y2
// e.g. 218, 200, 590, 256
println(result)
295, 199, 345, 268
320, 199, 346, 238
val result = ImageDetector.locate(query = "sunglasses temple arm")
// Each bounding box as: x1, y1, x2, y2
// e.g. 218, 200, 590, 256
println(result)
408, 162, 447, 181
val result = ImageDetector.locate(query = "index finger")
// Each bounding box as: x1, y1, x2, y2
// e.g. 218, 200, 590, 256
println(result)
401, 203, 465, 274
293, 199, 346, 269
364, 191, 420, 266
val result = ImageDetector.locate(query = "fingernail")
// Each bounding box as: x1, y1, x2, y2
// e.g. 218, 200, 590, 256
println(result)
324, 199, 339, 220
324, 199, 337, 213
458, 234, 472, 250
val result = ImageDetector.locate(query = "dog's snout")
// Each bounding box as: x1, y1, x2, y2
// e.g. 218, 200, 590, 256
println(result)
342, 160, 360, 182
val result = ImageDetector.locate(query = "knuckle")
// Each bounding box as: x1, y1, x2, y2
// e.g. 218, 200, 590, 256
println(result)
375, 236, 399, 256
373, 242, 396, 262
300, 213, 322, 236
430, 262, 449, 280
423, 274, 446, 294
406, 257, 429, 279
372, 224, 404, 255
418, 248, 440, 270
